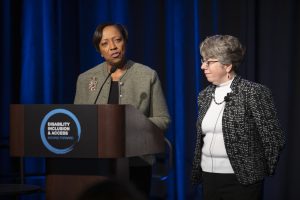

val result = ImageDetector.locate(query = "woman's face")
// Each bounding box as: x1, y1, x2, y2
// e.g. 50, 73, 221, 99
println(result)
201, 58, 232, 85
99, 25, 126, 67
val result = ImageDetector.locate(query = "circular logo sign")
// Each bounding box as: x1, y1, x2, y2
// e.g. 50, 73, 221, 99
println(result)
40, 109, 81, 154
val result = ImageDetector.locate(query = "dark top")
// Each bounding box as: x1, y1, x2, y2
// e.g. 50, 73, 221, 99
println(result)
108, 81, 119, 104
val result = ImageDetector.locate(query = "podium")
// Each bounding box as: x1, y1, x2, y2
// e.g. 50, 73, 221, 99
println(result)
10, 104, 164, 200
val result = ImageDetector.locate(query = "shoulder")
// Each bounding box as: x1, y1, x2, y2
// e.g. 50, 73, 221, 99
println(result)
78, 62, 106, 79
236, 78, 272, 95
230, 77, 274, 104
126, 60, 158, 81
198, 84, 215, 98
128, 60, 157, 75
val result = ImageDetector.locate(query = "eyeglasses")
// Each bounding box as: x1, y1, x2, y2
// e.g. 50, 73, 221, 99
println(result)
201, 59, 219, 67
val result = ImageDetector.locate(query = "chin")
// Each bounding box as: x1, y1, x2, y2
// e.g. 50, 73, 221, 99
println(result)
113, 59, 126, 68
205, 77, 213, 83
109, 58, 120, 64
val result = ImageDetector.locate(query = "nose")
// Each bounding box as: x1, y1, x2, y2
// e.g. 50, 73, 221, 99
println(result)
109, 41, 117, 50
201, 63, 207, 70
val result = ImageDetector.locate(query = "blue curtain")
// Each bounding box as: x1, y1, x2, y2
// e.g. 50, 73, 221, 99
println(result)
1, 0, 201, 199
1, 0, 299, 200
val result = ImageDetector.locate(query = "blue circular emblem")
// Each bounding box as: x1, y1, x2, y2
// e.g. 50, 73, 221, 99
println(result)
40, 109, 81, 154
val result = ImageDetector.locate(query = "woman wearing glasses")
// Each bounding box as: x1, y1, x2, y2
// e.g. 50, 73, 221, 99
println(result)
191, 35, 285, 200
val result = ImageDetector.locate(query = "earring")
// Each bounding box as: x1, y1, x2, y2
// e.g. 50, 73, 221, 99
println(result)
227, 73, 231, 80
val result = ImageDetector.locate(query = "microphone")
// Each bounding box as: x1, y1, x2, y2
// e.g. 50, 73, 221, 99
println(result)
93, 66, 117, 104
224, 95, 230, 102
224, 92, 233, 102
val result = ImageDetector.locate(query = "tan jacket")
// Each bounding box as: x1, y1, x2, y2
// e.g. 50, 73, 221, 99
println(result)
74, 59, 170, 131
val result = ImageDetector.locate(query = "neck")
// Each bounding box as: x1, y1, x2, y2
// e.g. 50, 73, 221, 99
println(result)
107, 59, 127, 72
110, 61, 128, 81
218, 72, 236, 85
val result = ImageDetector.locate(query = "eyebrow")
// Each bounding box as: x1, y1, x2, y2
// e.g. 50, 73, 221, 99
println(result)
101, 36, 122, 41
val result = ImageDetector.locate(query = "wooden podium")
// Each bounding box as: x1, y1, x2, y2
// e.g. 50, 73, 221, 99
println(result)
10, 104, 164, 200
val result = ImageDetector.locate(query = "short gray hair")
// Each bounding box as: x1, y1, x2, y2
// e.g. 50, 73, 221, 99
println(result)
200, 35, 245, 72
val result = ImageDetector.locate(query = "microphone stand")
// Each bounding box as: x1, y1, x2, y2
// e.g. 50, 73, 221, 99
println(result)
93, 66, 117, 104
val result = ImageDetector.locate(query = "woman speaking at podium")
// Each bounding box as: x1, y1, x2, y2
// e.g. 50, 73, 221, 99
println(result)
74, 23, 171, 196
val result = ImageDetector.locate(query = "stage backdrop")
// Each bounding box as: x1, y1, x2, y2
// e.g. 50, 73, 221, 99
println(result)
1, 0, 299, 200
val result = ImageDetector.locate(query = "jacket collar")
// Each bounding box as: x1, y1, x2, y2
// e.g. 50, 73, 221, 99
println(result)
101, 59, 134, 79
206, 75, 241, 98
229, 75, 242, 98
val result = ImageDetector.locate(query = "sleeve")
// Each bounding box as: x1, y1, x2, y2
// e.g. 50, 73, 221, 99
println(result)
248, 85, 285, 175
74, 74, 88, 104
191, 92, 204, 185
148, 71, 171, 131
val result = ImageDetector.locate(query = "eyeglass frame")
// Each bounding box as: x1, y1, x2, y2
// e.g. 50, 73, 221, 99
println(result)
201, 59, 219, 67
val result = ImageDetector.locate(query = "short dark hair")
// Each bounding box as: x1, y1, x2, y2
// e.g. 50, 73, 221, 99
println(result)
92, 23, 128, 53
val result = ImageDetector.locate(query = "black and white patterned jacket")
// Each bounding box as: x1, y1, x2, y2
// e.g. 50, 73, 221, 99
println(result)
191, 76, 285, 185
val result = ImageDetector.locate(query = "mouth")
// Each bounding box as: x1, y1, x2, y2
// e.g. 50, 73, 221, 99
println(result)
111, 52, 120, 58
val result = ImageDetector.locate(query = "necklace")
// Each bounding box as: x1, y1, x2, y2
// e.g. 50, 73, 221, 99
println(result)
212, 94, 225, 105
